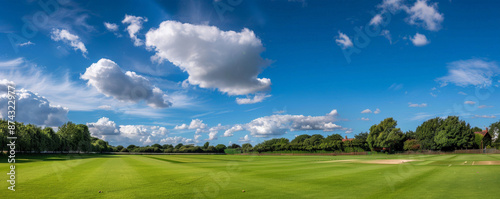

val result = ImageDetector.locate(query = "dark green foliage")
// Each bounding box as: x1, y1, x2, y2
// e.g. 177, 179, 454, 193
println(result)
116, 145, 124, 151
175, 143, 184, 150
415, 116, 474, 151
241, 143, 253, 152
215, 144, 227, 153
490, 121, 500, 148
367, 118, 405, 151
0, 120, 110, 153
403, 139, 420, 151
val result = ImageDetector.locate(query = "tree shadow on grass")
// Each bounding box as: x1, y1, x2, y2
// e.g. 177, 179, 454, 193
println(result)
12, 154, 118, 163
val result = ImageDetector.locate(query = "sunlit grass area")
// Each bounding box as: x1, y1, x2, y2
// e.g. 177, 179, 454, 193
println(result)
2, 154, 500, 198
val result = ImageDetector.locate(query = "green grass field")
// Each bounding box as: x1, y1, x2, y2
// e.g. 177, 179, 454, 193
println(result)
2, 154, 500, 198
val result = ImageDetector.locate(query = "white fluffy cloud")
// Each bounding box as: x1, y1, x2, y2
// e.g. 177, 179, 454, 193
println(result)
208, 131, 218, 141
410, 33, 430, 46
223, 125, 244, 137
50, 29, 87, 56
245, 109, 342, 137
81, 58, 171, 108
361, 117, 370, 121
407, 0, 444, 31
370, 14, 383, 26
87, 117, 198, 146
122, 15, 148, 46
379, 0, 405, 13
160, 136, 194, 145
174, 119, 207, 130
361, 109, 372, 114
361, 108, 380, 114
0, 58, 120, 112
335, 31, 353, 49
238, 134, 251, 143
437, 59, 499, 87
236, 93, 271, 104
87, 117, 120, 139
408, 102, 428, 107
104, 22, 119, 32
0, 79, 68, 126
376, 0, 443, 31
145, 21, 272, 97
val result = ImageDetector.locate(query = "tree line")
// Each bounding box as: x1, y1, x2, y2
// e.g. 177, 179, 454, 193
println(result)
0, 120, 113, 153
1, 116, 499, 154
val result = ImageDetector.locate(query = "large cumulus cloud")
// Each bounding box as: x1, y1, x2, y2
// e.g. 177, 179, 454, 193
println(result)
145, 21, 272, 97
81, 58, 171, 108
245, 109, 341, 137
0, 79, 68, 126
87, 117, 189, 146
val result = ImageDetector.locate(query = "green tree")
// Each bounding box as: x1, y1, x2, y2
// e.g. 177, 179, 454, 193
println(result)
203, 142, 210, 149
489, 121, 500, 147
352, 132, 369, 151
415, 117, 442, 150
0, 120, 7, 151
291, 134, 311, 144
241, 143, 253, 152
403, 139, 420, 151
175, 143, 184, 150
325, 134, 343, 142
474, 133, 484, 149
367, 118, 404, 151
433, 116, 474, 151
215, 144, 226, 153
116, 145, 124, 151
127, 144, 137, 151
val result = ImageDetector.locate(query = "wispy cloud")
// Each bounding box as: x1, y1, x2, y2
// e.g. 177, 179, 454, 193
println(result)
437, 59, 499, 87
408, 102, 428, 107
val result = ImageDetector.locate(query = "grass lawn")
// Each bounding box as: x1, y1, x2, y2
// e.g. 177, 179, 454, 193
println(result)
2, 153, 500, 198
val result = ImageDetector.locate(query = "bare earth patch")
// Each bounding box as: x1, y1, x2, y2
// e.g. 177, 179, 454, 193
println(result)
362, 159, 417, 164
474, 161, 500, 165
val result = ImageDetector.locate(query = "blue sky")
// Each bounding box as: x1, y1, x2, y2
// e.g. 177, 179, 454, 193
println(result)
1, 0, 499, 146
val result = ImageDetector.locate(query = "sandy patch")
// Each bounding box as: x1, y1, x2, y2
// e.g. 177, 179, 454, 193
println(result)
473, 161, 500, 165
363, 159, 417, 164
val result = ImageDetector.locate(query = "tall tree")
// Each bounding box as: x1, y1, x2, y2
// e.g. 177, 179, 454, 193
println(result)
415, 117, 442, 150
489, 121, 500, 145
367, 118, 404, 151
